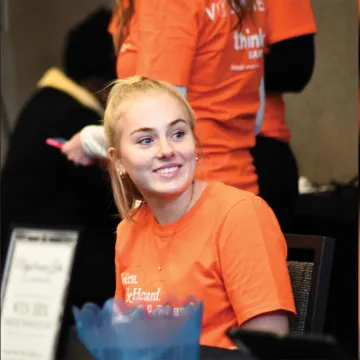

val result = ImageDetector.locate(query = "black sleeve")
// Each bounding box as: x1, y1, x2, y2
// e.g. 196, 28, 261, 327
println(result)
264, 34, 315, 93
59, 106, 100, 140
0, 101, 117, 266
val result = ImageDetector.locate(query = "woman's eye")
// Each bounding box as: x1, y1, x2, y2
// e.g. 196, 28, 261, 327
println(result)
138, 137, 153, 145
171, 131, 185, 140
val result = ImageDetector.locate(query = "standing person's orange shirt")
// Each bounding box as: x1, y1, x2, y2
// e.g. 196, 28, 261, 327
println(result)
260, 0, 317, 142
109, 0, 267, 194
114, 181, 296, 348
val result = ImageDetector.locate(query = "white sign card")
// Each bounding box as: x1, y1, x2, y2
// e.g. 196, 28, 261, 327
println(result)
1, 227, 79, 360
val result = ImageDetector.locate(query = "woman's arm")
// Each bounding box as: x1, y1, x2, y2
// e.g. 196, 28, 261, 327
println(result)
62, 125, 108, 165
80, 125, 108, 158
264, 34, 315, 94
264, 0, 316, 94
241, 310, 289, 335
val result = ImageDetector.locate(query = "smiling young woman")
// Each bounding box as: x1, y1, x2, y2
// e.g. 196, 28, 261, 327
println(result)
103, 75, 296, 349
105, 76, 201, 222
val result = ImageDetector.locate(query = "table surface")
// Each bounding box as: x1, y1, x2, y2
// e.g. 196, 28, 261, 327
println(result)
64, 329, 255, 360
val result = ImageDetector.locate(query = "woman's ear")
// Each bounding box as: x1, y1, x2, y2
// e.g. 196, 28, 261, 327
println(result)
108, 147, 126, 176
108, 147, 116, 162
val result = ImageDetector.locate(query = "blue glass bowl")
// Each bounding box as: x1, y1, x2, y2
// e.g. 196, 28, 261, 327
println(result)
73, 298, 203, 360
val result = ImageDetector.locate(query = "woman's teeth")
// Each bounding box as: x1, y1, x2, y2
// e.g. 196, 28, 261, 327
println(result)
155, 166, 179, 174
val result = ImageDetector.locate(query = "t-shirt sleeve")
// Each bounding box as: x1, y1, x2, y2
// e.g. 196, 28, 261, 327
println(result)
134, 0, 198, 86
80, 125, 108, 158
265, 0, 317, 45
218, 196, 296, 326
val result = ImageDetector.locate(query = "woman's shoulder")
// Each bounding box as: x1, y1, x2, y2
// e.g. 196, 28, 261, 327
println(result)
207, 180, 260, 208
205, 182, 285, 250
115, 203, 151, 243
115, 204, 151, 255
117, 203, 150, 229
203, 181, 276, 224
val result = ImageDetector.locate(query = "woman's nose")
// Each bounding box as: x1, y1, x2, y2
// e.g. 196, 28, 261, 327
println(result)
157, 138, 175, 158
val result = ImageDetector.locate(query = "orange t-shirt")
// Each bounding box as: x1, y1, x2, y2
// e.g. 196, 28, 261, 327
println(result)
109, 0, 267, 194
114, 181, 296, 348
260, 0, 317, 142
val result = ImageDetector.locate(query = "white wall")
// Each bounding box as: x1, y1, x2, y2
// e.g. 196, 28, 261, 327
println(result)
285, 0, 358, 183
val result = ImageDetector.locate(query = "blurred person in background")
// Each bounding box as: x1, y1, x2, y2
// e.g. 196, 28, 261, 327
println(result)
62, 0, 267, 198
1, 7, 118, 309
61, 1, 315, 234
251, 0, 316, 232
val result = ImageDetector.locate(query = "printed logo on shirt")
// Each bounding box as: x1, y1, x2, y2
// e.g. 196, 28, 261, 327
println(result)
121, 271, 161, 304
121, 270, 188, 317
204, 0, 266, 72
233, 27, 265, 59
205, 0, 265, 22
252, 0, 265, 12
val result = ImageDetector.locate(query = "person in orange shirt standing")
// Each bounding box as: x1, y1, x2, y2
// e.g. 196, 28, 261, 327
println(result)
250, 0, 317, 232
62, 0, 267, 196
104, 76, 296, 349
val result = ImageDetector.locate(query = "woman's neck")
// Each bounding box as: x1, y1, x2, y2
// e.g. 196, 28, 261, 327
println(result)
144, 180, 206, 225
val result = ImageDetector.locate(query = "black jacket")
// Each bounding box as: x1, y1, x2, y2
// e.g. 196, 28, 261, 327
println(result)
1, 69, 118, 262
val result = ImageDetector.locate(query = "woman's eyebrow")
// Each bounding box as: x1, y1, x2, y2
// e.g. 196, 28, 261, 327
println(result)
130, 119, 187, 136
168, 119, 187, 127
130, 127, 153, 135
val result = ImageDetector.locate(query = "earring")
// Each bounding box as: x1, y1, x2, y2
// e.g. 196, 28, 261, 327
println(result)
196, 156, 199, 161
117, 168, 123, 178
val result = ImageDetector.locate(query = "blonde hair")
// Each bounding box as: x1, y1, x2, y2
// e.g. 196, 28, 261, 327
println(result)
103, 75, 198, 220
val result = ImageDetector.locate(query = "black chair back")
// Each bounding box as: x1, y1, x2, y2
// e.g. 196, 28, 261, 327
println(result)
285, 234, 335, 334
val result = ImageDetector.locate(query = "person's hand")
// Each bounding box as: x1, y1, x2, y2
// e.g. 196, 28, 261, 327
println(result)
61, 132, 95, 166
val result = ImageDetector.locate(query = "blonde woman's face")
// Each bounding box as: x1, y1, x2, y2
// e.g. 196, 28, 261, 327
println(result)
114, 92, 196, 198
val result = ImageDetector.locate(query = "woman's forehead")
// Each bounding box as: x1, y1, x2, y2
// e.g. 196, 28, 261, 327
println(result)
114, 92, 190, 132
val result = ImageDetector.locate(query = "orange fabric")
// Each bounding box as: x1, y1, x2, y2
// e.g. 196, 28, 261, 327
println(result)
114, 181, 296, 348
108, 0, 267, 194
260, 0, 317, 142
